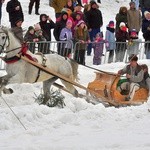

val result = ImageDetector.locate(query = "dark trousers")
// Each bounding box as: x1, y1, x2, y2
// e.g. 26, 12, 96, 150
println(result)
29, 0, 40, 14
87, 28, 100, 55
74, 49, 85, 65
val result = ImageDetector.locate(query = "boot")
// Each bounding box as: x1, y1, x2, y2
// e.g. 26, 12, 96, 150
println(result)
28, 7, 32, 14
35, 12, 40, 15
35, 8, 40, 15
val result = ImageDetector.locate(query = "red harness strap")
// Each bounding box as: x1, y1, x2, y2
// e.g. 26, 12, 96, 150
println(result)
20, 43, 35, 61
3, 44, 36, 64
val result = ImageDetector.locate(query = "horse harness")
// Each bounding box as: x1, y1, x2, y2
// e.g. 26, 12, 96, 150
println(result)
0, 29, 48, 83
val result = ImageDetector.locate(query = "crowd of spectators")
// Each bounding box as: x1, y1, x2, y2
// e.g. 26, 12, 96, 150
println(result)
1, 0, 150, 65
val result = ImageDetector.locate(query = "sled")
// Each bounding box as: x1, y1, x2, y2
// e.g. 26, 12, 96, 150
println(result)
87, 72, 149, 106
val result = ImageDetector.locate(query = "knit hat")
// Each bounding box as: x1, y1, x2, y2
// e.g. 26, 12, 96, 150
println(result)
128, 54, 138, 62
119, 22, 126, 27
108, 21, 114, 27
77, 20, 85, 26
66, 19, 72, 24
28, 26, 34, 31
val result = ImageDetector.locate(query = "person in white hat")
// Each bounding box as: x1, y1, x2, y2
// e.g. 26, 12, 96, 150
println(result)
115, 22, 129, 62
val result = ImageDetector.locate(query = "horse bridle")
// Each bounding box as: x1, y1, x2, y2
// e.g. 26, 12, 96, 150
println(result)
0, 31, 21, 54
0, 31, 9, 53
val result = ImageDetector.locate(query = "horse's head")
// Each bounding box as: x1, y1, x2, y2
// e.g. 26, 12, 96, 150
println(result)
0, 26, 9, 54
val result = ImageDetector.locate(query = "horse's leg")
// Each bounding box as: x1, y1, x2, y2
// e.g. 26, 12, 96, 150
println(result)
42, 77, 58, 104
60, 80, 79, 97
0, 75, 13, 95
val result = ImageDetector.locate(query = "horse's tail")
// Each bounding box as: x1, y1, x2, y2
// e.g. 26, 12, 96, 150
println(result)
69, 58, 79, 82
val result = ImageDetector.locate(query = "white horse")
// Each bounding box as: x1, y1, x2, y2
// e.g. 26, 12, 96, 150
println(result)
0, 27, 79, 104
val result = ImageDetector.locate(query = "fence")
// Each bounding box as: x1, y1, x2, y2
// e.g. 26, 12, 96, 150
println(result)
73, 40, 150, 65
0, 40, 150, 70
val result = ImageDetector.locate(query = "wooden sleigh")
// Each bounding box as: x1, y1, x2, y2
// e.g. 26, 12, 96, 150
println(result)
87, 72, 149, 106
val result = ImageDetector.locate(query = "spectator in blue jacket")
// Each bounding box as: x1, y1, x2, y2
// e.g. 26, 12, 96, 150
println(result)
59, 19, 73, 58
105, 21, 116, 63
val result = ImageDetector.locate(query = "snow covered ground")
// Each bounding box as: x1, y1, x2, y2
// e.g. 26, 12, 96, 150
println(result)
1, 0, 150, 150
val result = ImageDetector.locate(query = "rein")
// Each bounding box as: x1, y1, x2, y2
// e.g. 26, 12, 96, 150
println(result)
4, 46, 22, 53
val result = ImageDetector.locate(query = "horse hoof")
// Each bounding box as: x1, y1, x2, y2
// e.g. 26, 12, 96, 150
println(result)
3, 88, 13, 94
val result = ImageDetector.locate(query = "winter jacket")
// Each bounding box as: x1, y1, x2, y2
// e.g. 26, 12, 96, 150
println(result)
119, 64, 144, 85
116, 28, 129, 42
127, 38, 142, 55
127, 8, 142, 32
59, 27, 73, 49
74, 26, 89, 50
93, 38, 104, 65
24, 31, 37, 42
85, 7, 103, 29
142, 18, 150, 41
115, 7, 128, 32
6, 0, 24, 23
105, 27, 116, 51
53, 12, 68, 41
39, 15, 55, 41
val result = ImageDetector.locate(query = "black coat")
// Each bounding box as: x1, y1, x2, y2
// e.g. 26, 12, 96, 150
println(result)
142, 19, 150, 41
85, 8, 103, 29
53, 19, 67, 41
39, 20, 55, 41
6, 0, 24, 23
